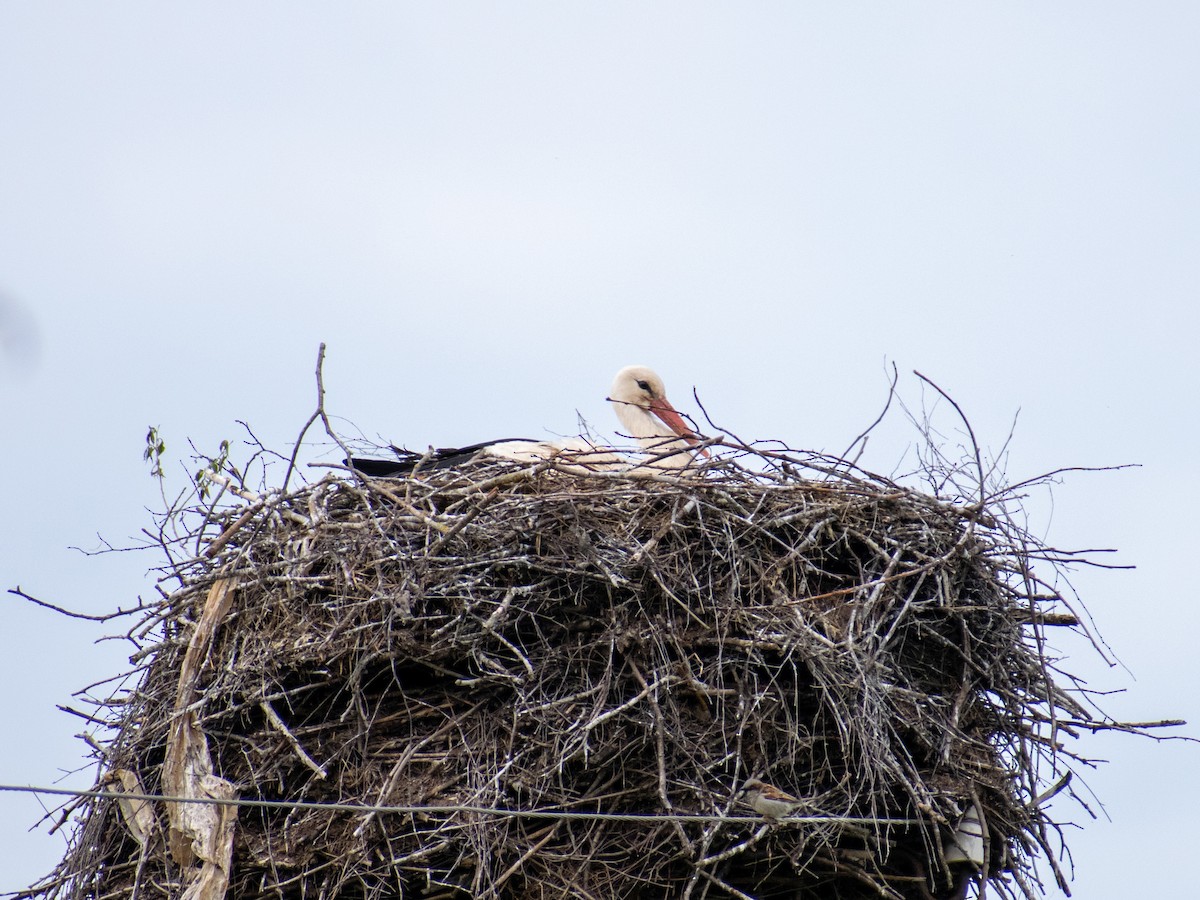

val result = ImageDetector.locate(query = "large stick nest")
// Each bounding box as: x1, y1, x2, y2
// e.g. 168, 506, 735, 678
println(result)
20, 445, 1120, 900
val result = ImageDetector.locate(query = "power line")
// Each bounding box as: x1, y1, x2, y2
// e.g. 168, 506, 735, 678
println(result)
0, 783, 922, 827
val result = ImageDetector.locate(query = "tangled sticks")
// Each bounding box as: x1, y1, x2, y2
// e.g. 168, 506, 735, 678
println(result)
20, 446, 1160, 900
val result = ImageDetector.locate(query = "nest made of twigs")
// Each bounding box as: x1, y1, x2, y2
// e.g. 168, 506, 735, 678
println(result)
22, 445, 1110, 900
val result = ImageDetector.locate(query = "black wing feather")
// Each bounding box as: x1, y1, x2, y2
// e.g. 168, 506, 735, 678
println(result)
346, 438, 541, 477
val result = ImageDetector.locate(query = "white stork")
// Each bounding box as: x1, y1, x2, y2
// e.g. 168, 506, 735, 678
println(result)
605, 364, 707, 468
347, 365, 706, 476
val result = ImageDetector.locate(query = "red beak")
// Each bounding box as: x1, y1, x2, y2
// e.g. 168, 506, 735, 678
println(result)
650, 398, 710, 458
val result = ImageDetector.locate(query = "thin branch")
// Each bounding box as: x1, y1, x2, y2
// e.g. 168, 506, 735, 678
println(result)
840, 359, 900, 463
7, 587, 155, 622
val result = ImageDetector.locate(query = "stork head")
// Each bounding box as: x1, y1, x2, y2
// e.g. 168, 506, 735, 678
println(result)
607, 365, 700, 445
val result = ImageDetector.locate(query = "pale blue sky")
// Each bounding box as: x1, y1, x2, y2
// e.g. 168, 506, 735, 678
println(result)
2, 4, 1197, 896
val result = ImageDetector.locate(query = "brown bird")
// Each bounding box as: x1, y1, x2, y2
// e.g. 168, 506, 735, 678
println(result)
739, 778, 804, 820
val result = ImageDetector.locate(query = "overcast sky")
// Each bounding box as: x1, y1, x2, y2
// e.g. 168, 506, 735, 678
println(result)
2, 4, 1197, 896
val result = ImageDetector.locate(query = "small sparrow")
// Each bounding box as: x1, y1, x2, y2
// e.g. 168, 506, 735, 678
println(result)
739, 778, 803, 820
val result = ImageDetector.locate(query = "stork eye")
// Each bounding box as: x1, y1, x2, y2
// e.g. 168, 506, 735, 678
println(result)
636, 380, 651, 392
